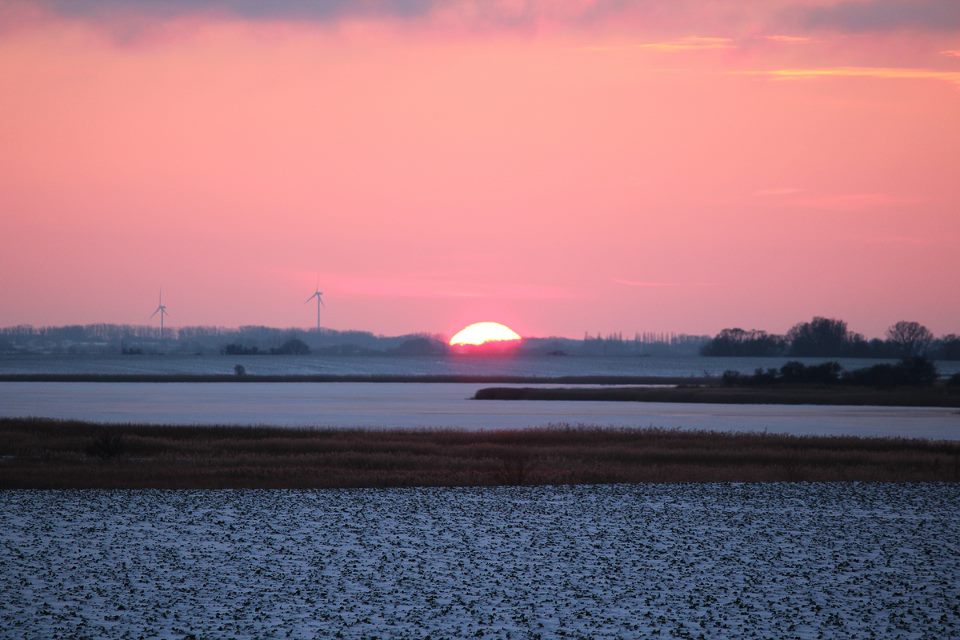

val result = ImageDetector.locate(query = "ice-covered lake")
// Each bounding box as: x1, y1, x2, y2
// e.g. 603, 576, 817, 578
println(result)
2, 381, 960, 439
2, 484, 958, 638
3, 353, 960, 378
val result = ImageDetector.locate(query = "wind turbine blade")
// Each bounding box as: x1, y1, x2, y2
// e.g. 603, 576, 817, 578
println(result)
305, 294, 315, 304
150, 308, 160, 318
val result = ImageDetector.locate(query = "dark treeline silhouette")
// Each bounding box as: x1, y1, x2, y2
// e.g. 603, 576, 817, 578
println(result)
702, 317, 959, 360
579, 332, 708, 356
0, 324, 709, 357
699, 329, 785, 357
3, 319, 955, 359
222, 338, 310, 356
722, 357, 942, 388
0, 324, 448, 356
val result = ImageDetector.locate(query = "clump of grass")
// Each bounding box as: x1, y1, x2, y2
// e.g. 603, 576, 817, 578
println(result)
84, 430, 125, 460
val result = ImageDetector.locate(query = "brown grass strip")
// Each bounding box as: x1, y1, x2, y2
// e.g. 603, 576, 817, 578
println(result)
1, 418, 958, 489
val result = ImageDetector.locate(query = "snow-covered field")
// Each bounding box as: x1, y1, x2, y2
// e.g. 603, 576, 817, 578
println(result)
2, 484, 958, 639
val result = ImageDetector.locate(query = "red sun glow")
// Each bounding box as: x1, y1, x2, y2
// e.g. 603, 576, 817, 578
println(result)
449, 322, 522, 346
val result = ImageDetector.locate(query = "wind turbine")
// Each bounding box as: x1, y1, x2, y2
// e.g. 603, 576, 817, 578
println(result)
151, 289, 169, 339
305, 285, 324, 332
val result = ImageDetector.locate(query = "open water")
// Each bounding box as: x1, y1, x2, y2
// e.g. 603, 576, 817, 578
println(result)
1, 381, 958, 439
3, 353, 959, 378
2, 354, 958, 438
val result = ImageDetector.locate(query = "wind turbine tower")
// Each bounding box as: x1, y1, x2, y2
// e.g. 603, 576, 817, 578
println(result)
151, 289, 169, 339
306, 286, 324, 332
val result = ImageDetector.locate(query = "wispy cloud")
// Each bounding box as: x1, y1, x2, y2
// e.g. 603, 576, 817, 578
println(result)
763, 35, 812, 44
582, 36, 734, 54
799, 0, 960, 32
12, 0, 739, 32
942, 49, 960, 58
748, 66, 960, 87
43, 0, 434, 21
635, 36, 734, 52
612, 278, 716, 288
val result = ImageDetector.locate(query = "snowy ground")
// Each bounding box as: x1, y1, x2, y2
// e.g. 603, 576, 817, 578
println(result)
2, 484, 958, 639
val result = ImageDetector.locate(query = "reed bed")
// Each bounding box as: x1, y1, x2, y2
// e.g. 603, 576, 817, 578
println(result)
474, 384, 960, 407
1, 418, 957, 488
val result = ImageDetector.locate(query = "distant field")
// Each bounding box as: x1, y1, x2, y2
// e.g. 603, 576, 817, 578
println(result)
2, 418, 957, 488
475, 384, 960, 407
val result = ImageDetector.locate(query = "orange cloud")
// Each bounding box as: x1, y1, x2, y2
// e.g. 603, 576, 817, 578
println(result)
764, 35, 812, 44
636, 36, 734, 52
749, 66, 960, 86
583, 36, 733, 54
942, 49, 960, 57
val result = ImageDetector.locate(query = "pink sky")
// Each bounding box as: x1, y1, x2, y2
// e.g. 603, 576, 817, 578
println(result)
1, 0, 958, 339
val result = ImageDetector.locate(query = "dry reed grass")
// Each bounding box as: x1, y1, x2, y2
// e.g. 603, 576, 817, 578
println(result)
1, 418, 957, 488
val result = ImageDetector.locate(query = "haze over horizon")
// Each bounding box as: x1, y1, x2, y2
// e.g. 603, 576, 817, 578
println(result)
2, 0, 958, 339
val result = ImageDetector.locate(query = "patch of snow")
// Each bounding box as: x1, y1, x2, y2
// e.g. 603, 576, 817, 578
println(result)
1, 484, 958, 638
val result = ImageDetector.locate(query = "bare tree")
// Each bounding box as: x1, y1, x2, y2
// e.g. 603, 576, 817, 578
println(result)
786, 317, 855, 357
886, 321, 934, 356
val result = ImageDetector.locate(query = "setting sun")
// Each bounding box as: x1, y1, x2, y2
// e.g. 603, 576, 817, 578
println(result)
449, 322, 522, 346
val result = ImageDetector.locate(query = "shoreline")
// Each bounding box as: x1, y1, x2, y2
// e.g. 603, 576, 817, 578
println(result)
2, 418, 958, 489
0, 373, 700, 384
474, 385, 960, 408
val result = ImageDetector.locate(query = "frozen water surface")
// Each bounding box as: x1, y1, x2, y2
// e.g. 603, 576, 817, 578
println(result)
2, 484, 958, 638
2, 382, 959, 439
4, 353, 959, 377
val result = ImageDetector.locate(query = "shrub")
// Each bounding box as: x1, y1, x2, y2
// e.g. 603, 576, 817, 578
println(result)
222, 344, 260, 355
721, 370, 743, 386
779, 361, 842, 385
85, 431, 125, 460
271, 338, 310, 355
234, 364, 246, 377
897, 356, 938, 386
722, 362, 842, 386
751, 368, 779, 385
843, 357, 938, 388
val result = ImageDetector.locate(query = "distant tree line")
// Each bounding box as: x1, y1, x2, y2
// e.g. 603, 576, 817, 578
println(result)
222, 338, 311, 356
722, 357, 955, 388
0, 324, 450, 356
0, 324, 711, 357
702, 317, 959, 360
579, 332, 709, 356
3, 318, 955, 359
